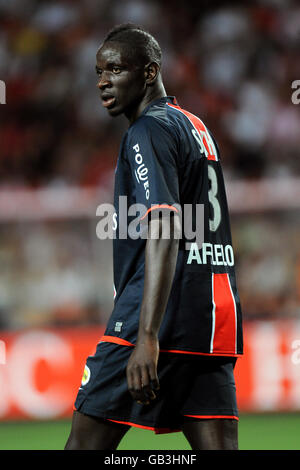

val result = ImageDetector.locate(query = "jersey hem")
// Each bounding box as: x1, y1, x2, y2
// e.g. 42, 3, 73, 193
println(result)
99, 335, 243, 357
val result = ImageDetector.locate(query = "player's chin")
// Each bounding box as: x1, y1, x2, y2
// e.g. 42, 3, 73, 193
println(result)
106, 104, 122, 117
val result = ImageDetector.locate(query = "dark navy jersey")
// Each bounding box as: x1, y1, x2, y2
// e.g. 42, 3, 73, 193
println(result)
102, 96, 243, 356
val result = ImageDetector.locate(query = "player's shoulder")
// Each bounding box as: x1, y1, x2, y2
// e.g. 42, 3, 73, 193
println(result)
128, 101, 181, 142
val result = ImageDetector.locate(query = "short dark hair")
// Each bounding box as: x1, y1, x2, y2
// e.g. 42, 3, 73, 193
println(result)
103, 23, 162, 67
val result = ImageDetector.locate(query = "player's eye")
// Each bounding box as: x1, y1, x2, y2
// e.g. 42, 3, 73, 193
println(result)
112, 66, 122, 74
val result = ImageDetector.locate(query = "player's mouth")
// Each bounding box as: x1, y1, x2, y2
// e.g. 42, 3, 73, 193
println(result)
101, 94, 116, 108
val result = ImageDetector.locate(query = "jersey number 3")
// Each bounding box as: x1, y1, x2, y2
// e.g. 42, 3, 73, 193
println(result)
208, 165, 221, 232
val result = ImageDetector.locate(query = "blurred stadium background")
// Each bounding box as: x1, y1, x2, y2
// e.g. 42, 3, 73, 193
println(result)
0, 0, 300, 450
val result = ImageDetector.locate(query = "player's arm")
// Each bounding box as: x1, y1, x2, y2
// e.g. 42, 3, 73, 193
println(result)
126, 214, 180, 405
126, 117, 181, 404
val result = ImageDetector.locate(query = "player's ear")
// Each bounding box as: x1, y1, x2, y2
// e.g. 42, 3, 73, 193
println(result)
144, 62, 160, 85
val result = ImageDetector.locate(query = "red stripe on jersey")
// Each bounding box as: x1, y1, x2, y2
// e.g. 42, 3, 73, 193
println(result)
210, 273, 237, 354
167, 103, 218, 161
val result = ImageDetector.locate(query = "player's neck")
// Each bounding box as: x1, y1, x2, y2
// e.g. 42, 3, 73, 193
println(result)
126, 81, 167, 125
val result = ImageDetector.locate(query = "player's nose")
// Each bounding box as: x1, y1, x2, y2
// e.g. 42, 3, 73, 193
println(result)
97, 73, 111, 90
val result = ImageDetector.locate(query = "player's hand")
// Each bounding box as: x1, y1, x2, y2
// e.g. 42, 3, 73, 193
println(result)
126, 333, 160, 406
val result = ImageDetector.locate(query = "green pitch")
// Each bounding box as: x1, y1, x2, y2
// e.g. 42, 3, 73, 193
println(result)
0, 414, 299, 450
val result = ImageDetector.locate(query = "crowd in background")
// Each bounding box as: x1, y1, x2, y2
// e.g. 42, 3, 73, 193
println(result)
0, 0, 299, 328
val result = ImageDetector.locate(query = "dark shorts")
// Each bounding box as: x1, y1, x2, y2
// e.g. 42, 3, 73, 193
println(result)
74, 341, 239, 434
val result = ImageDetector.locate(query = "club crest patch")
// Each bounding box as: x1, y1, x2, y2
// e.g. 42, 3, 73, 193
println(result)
81, 365, 91, 386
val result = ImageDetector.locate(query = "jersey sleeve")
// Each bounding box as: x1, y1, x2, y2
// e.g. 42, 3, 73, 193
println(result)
126, 116, 180, 223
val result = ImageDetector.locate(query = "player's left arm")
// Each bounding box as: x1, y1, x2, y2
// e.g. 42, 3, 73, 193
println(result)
126, 214, 181, 405
126, 116, 181, 405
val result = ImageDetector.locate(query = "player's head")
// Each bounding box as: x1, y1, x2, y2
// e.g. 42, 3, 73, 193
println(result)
96, 24, 164, 120
103, 23, 162, 69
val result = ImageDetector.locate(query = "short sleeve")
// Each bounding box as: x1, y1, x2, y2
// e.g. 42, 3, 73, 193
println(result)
126, 116, 180, 222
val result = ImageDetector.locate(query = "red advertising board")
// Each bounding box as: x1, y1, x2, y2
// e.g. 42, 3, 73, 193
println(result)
0, 321, 300, 420
0, 327, 104, 420
235, 321, 300, 411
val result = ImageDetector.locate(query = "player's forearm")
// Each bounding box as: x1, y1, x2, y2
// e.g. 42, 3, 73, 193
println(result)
137, 216, 180, 340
